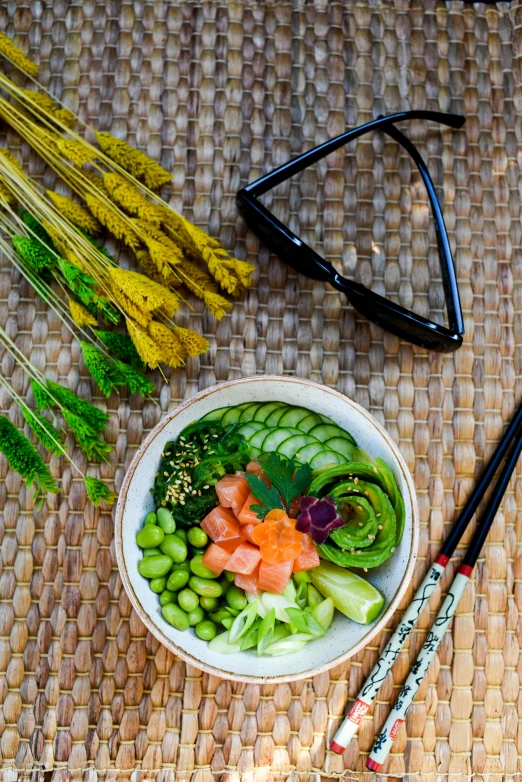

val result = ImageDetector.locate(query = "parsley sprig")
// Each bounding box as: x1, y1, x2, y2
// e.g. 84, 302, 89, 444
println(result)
245, 452, 312, 519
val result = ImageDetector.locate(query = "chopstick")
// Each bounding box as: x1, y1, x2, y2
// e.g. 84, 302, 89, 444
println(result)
330, 402, 522, 758
366, 428, 522, 771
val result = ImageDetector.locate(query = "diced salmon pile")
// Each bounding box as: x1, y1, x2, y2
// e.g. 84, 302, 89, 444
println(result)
201, 464, 320, 594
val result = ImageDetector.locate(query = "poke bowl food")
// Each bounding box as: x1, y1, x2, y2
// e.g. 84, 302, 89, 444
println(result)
116, 377, 419, 682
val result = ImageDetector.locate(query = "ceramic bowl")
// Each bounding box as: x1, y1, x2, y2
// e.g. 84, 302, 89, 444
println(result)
115, 376, 419, 683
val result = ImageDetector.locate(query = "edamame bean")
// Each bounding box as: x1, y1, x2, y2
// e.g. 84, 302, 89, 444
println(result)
210, 607, 234, 624
226, 584, 247, 611
187, 527, 208, 548
159, 590, 177, 606
195, 620, 217, 641
157, 507, 176, 534
223, 570, 235, 582
200, 596, 219, 611
160, 534, 187, 564
190, 554, 218, 580
144, 512, 157, 525
178, 588, 199, 612
162, 603, 189, 631
173, 529, 187, 543
219, 577, 231, 596
150, 576, 168, 593
166, 569, 190, 592
187, 605, 205, 626
190, 548, 206, 558
136, 525, 164, 549
173, 561, 190, 572
143, 547, 162, 557
189, 576, 223, 598
138, 555, 173, 579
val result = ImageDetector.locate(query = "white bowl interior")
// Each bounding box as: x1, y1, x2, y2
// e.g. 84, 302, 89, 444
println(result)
119, 378, 417, 680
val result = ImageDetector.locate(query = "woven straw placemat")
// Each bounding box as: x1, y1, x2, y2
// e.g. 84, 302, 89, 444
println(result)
1, 1, 522, 779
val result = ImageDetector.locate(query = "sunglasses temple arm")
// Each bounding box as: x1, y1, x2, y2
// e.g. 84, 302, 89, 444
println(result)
380, 122, 465, 336
245, 110, 465, 198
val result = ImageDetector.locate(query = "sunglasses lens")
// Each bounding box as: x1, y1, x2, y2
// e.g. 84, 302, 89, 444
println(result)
345, 286, 462, 352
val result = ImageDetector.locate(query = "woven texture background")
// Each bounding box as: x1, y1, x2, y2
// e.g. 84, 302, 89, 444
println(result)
1, 1, 522, 779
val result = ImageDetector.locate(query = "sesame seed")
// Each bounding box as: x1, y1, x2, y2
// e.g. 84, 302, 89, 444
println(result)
364, 568, 368, 572
192, 490, 197, 495
203, 485, 210, 490
358, 522, 363, 527
378, 525, 383, 530
376, 514, 381, 518
358, 506, 363, 512
163, 471, 169, 477
391, 547, 395, 552
354, 477, 358, 484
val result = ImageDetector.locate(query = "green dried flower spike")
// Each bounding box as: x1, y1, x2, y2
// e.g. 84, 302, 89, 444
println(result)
80, 341, 124, 397
113, 359, 153, 396
85, 476, 117, 506
62, 408, 112, 461
20, 211, 55, 249
0, 415, 59, 503
12, 236, 57, 273
30, 378, 54, 411
57, 257, 119, 324
94, 330, 144, 369
21, 406, 63, 455
45, 379, 108, 433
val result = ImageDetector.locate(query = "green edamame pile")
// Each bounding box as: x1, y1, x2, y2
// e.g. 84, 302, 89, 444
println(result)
136, 507, 241, 642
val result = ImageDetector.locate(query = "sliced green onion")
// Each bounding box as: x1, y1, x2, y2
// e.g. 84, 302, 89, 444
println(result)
257, 607, 276, 656
229, 601, 258, 643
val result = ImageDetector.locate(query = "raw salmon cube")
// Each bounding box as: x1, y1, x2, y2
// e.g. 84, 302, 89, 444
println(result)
215, 474, 250, 515
235, 567, 259, 594
237, 494, 262, 525
202, 543, 231, 576
242, 524, 257, 545
226, 543, 262, 575
246, 460, 263, 475
293, 533, 320, 572
258, 559, 293, 594
201, 506, 246, 552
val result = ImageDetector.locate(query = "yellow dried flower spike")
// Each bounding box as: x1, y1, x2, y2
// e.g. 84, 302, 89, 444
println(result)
173, 326, 209, 358
95, 131, 172, 190
203, 290, 233, 319
134, 219, 184, 266
0, 182, 15, 206
42, 223, 85, 269
126, 319, 164, 369
19, 89, 57, 113
136, 248, 178, 287
52, 108, 77, 129
0, 148, 25, 176
147, 321, 186, 369
111, 287, 151, 328
56, 137, 97, 167
0, 32, 39, 78
68, 297, 97, 327
80, 170, 109, 197
85, 195, 141, 251
46, 191, 102, 235
109, 267, 179, 316
103, 173, 162, 225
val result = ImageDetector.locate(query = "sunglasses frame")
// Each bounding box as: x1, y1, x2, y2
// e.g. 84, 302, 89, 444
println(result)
237, 111, 465, 352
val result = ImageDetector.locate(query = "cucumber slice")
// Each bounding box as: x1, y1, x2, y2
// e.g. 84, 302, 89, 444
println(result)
298, 413, 323, 433
324, 437, 356, 460
310, 450, 346, 469
200, 406, 229, 422
236, 422, 265, 439
249, 427, 273, 448
238, 403, 263, 422
221, 408, 242, 427
277, 434, 320, 459
277, 407, 314, 428
253, 402, 286, 422
319, 414, 336, 425
308, 424, 357, 446
295, 442, 325, 463
261, 428, 301, 452
265, 405, 292, 427
249, 446, 261, 459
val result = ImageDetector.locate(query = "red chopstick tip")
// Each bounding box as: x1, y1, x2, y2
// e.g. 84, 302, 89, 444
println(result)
435, 553, 450, 567
366, 758, 382, 772
330, 741, 346, 755
458, 563, 473, 577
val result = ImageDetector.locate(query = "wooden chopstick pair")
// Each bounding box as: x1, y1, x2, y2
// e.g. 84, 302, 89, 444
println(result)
330, 403, 522, 772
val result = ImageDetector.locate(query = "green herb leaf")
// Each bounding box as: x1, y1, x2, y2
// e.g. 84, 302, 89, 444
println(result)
244, 472, 282, 519
257, 452, 312, 513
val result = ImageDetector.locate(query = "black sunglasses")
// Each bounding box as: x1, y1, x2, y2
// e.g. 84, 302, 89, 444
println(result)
237, 111, 465, 352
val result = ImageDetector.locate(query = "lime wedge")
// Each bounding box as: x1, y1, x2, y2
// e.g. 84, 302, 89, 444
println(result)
310, 561, 384, 624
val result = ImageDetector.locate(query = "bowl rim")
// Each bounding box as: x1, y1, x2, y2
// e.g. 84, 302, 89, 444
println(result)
115, 375, 420, 683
